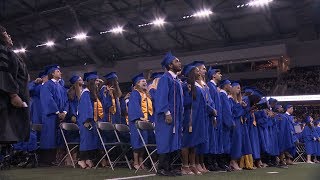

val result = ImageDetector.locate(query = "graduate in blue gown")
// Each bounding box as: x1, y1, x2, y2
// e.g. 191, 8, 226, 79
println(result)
39, 65, 68, 165
154, 52, 183, 176
219, 80, 234, 168
302, 116, 319, 163
29, 71, 48, 124
180, 65, 215, 175
267, 104, 281, 165
128, 73, 153, 170
278, 105, 297, 165
207, 67, 224, 170
100, 72, 123, 124
76, 72, 99, 169
229, 82, 247, 170
313, 120, 320, 161
190, 61, 215, 173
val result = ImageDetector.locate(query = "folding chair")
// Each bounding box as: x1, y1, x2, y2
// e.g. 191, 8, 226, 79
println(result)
58, 123, 80, 168
95, 122, 131, 170
114, 124, 132, 170
135, 121, 158, 173
294, 142, 306, 163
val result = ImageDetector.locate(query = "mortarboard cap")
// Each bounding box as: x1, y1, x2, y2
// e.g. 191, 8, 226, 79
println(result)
161, 51, 176, 67
182, 64, 196, 76
191, 60, 205, 67
132, 73, 145, 85
103, 72, 118, 80
285, 104, 293, 110
268, 98, 278, 103
84, 71, 98, 81
69, 75, 80, 84
45, 64, 60, 75
207, 67, 221, 80
219, 79, 231, 88
231, 81, 240, 87
305, 116, 312, 124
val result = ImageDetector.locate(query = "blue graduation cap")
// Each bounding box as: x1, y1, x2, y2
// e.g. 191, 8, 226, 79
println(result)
191, 60, 205, 67
161, 51, 176, 67
268, 98, 278, 104
103, 72, 118, 80
132, 73, 145, 85
305, 116, 312, 124
38, 71, 47, 78
151, 72, 164, 79
182, 64, 196, 76
257, 97, 268, 104
45, 64, 60, 75
83, 71, 98, 81
219, 79, 231, 88
285, 104, 293, 110
231, 81, 240, 87
207, 67, 220, 80
253, 89, 264, 98
69, 75, 80, 84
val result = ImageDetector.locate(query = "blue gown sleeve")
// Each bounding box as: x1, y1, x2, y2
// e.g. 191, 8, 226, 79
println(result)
220, 94, 234, 128
128, 90, 143, 121
40, 82, 59, 115
155, 76, 170, 114
78, 91, 94, 124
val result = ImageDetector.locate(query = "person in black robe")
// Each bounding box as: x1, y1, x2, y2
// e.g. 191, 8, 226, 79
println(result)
0, 25, 30, 159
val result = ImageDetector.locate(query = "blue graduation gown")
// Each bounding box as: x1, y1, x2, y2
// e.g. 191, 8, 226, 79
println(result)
255, 110, 271, 154
315, 126, 320, 156
268, 115, 280, 156
40, 80, 68, 149
302, 126, 318, 155
13, 130, 37, 152
196, 84, 215, 154
64, 97, 80, 143
100, 87, 122, 124
278, 113, 297, 155
240, 96, 253, 156
219, 92, 234, 154
230, 98, 245, 159
29, 82, 43, 124
77, 89, 98, 151
128, 90, 150, 150
98, 86, 109, 122
207, 81, 223, 154
154, 72, 183, 154
182, 84, 210, 151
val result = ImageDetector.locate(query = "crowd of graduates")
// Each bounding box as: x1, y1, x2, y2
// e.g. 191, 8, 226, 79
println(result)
2, 50, 320, 175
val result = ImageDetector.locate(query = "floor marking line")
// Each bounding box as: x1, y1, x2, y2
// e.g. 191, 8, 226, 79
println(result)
104, 174, 156, 180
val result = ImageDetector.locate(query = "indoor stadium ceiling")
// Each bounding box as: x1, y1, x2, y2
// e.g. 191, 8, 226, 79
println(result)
0, 0, 319, 70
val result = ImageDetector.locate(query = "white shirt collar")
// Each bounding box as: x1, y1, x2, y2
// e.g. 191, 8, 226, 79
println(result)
286, 112, 291, 115
210, 80, 217, 86
51, 78, 61, 83
195, 81, 202, 88
168, 70, 177, 79
220, 89, 227, 96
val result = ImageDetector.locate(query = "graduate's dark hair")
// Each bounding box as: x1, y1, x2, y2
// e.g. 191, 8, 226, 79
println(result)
106, 78, 122, 98
67, 86, 76, 101
87, 79, 98, 102
186, 67, 197, 100
48, 73, 54, 80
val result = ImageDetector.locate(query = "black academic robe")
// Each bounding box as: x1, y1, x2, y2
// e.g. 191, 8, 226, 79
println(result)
0, 44, 30, 143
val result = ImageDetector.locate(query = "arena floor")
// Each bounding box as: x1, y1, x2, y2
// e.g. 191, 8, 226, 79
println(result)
0, 163, 319, 180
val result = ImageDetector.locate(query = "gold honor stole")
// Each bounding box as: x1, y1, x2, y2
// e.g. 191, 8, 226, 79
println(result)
138, 90, 153, 120
94, 98, 104, 122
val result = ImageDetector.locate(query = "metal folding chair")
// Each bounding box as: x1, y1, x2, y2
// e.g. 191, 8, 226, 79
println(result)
135, 121, 157, 173
95, 122, 131, 170
58, 123, 80, 168
114, 124, 132, 169
294, 142, 306, 163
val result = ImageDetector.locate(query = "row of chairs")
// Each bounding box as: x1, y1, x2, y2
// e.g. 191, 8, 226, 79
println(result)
31, 121, 158, 173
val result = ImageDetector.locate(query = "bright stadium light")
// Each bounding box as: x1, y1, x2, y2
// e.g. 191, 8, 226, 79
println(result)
66, 33, 88, 40
100, 26, 124, 34
266, 95, 320, 102
236, 0, 273, 8
193, 9, 213, 17
13, 48, 26, 53
36, 41, 55, 47
152, 18, 165, 26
